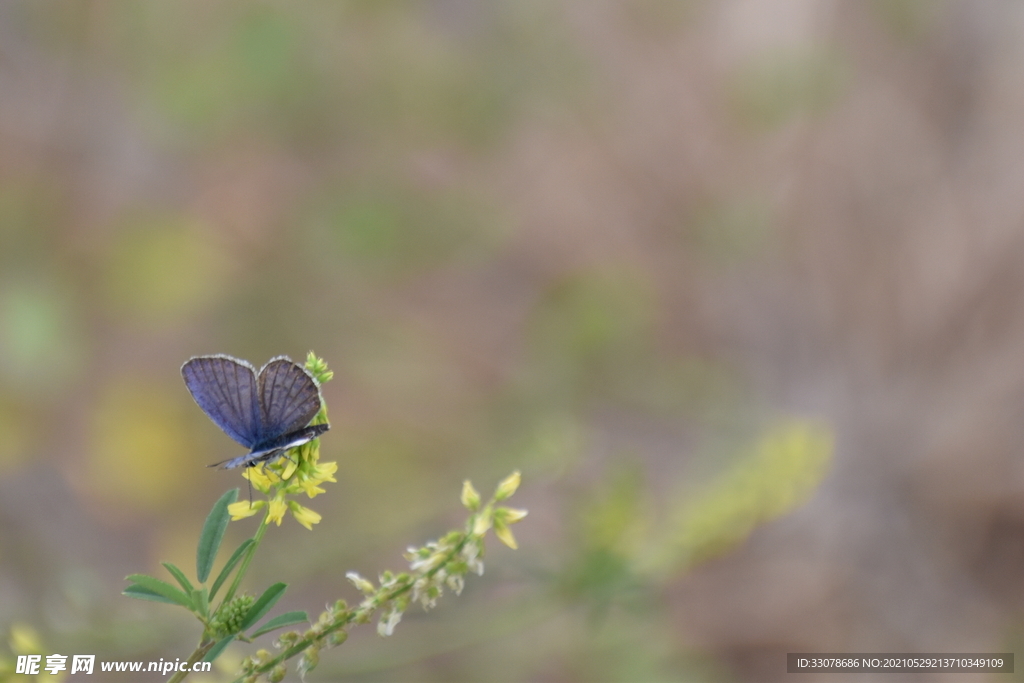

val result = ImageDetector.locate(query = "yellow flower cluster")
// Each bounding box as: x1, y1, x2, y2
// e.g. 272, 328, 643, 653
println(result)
227, 441, 337, 529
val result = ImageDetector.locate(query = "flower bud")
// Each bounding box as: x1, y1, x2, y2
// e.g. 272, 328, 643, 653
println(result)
346, 571, 375, 595
461, 480, 482, 511
494, 471, 521, 501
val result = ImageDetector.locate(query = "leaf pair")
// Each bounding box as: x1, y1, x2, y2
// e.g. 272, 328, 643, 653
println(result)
123, 489, 309, 662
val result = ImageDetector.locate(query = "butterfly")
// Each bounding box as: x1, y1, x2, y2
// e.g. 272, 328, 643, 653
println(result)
181, 355, 330, 470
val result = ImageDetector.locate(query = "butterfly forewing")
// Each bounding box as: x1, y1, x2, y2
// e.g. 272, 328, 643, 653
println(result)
181, 356, 262, 449
257, 357, 322, 444
184, 354, 329, 470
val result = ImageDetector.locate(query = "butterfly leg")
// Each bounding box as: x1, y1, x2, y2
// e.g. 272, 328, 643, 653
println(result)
253, 450, 293, 482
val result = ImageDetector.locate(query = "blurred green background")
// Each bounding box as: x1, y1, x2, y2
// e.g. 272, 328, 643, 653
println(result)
2, 1, 1024, 681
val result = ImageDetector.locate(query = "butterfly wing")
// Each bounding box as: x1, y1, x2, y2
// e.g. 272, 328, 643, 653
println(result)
181, 355, 262, 449
256, 356, 322, 446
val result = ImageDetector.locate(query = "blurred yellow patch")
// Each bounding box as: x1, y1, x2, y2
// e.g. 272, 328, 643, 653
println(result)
103, 218, 230, 326
663, 420, 833, 571
8, 623, 42, 654
84, 378, 188, 511
580, 467, 649, 559
6, 624, 67, 682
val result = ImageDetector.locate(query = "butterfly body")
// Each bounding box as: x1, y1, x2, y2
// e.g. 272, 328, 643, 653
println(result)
181, 354, 329, 469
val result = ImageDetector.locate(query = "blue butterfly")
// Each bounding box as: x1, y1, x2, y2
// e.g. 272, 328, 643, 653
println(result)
181, 355, 329, 470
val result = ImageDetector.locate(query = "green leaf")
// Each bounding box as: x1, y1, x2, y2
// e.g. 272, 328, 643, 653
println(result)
209, 538, 254, 601
162, 561, 194, 594
123, 584, 181, 605
124, 574, 192, 608
249, 611, 309, 638
197, 488, 238, 583
238, 582, 287, 632
192, 587, 210, 619
203, 634, 235, 663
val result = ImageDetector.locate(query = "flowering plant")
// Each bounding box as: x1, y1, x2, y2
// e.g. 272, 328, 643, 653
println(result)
123, 354, 526, 682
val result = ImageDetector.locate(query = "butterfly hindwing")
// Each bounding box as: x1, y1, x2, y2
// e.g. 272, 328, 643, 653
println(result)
257, 356, 323, 441
181, 355, 262, 449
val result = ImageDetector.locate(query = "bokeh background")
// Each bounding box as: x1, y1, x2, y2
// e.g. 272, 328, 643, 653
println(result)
2, 1, 1024, 681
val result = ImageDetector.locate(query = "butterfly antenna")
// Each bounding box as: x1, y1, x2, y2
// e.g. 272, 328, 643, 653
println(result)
246, 467, 255, 507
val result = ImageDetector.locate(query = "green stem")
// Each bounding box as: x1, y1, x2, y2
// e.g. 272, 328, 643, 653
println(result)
167, 639, 216, 683
222, 513, 270, 606
231, 532, 472, 683
166, 514, 270, 683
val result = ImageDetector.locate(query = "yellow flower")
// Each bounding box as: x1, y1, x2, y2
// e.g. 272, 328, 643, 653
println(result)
244, 466, 278, 493
267, 497, 288, 526
295, 461, 337, 498
313, 461, 337, 482
493, 507, 527, 549
278, 456, 299, 480
300, 482, 327, 498
288, 502, 322, 530
228, 500, 265, 520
